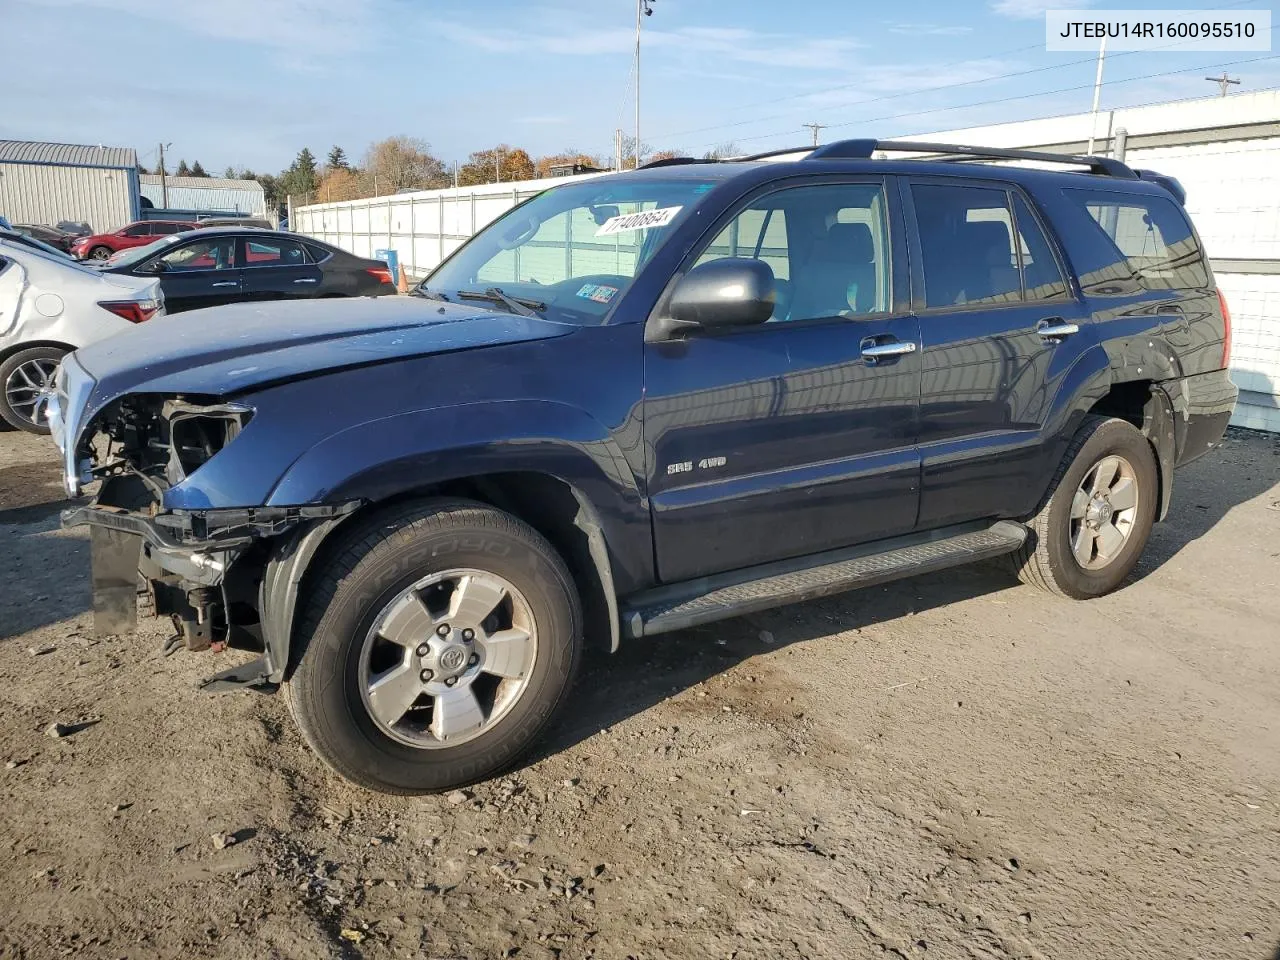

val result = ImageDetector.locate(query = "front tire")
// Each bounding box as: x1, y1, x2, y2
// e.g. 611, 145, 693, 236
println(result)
88, 245, 111, 261
0, 346, 66, 434
1010, 415, 1159, 599
285, 499, 581, 795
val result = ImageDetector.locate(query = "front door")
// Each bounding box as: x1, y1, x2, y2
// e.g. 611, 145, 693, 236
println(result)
904, 179, 1091, 528
239, 236, 323, 302
643, 178, 921, 583
149, 235, 242, 312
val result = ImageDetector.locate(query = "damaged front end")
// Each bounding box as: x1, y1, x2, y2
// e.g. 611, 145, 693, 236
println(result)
50, 357, 357, 692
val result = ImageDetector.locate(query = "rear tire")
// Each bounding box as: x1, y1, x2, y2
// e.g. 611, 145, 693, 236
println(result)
285, 499, 581, 795
0, 346, 66, 434
1009, 415, 1158, 599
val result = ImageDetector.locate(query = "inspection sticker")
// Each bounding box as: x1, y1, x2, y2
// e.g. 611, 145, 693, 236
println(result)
594, 205, 683, 237
576, 283, 619, 304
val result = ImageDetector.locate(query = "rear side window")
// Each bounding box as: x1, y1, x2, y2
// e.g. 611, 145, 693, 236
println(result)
912, 184, 1022, 308
304, 242, 332, 263
244, 238, 308, 266
1065, 189, 1208, 292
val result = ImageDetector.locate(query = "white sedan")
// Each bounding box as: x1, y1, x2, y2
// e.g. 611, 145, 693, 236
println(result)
0, 233, 164, 433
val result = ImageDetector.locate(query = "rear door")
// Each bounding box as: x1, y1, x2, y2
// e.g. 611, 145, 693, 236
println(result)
238, 236, 323, 302
148, 235, 242, 312
905, 178, 1090, 528
643, 176, 921, 583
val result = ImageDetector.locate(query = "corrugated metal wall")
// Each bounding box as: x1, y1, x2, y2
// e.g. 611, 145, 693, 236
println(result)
138, 177, 266, 216
0, 162, 135, 232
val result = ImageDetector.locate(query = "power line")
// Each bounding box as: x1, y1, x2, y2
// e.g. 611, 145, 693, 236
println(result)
701, 52, 1280, 151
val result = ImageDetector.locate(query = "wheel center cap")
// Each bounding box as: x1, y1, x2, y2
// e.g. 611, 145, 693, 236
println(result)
438, 645, 467, 673
1087, 497, 1113, 526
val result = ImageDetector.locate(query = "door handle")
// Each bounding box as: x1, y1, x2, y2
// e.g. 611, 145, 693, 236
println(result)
1037, 318, 1079, 341
211, 281, 237, 288
293, 278, 318, 284
860, 339, 917, 363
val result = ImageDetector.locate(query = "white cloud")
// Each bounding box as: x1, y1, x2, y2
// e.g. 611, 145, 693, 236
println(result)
886, 22, 974, 36
17, 0, 379, 53
990, 0, 1093, 18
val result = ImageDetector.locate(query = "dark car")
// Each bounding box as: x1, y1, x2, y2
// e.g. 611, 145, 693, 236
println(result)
12, 223, 76, 252
98, 227, 397, 312
0, 227, 72, 259
53, 139, 1236, 795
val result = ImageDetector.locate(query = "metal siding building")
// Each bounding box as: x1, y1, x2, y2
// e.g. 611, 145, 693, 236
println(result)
0, 140, 139, 233
138, 175, 267, 217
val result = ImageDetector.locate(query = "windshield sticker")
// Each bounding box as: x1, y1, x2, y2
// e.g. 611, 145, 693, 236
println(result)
594, 205, 683, 237
576, 283, 619, 304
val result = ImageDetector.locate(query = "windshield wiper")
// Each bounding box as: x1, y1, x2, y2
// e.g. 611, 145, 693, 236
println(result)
457, 286, 545, 317
411, 286, 449, 301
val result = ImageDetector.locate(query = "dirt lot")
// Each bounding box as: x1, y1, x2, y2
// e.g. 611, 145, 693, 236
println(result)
1, 426, 1278, 960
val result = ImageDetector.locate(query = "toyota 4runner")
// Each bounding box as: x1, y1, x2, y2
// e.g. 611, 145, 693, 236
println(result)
49, 140, 1237, 794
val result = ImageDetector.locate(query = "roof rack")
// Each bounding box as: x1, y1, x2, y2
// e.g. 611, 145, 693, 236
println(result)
666, 138, 1135, 179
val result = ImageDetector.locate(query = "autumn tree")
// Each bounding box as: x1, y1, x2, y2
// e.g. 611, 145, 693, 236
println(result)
458, 145, 535, 186
362, 136, 448, 194
315, 167, 367, 203
647, 149, 685, 163
534, 150, 607, 178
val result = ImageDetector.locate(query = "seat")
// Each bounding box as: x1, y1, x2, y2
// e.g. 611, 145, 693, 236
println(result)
955, 221, 1020, 304
787, 222, 877, 321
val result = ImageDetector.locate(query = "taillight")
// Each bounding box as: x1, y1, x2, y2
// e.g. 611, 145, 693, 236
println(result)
366, 266, 394, 284
1217, 289, 1232, 369
99, 299, 160, 324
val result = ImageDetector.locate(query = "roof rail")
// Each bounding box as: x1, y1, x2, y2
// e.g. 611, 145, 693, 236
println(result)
637, 156, 718, 170
804, 139, 1137, 178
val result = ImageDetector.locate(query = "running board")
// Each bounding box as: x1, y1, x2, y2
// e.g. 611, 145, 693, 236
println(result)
621, 520, 1027, 638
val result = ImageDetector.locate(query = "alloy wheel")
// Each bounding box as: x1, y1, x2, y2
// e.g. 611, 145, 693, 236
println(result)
358, 569, 537, 749
1069, 454, 1140, 570
4, 358, 59, 427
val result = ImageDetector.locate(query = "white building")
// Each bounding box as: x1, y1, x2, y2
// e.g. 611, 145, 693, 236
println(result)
139, 174, 267, 219
0, 139, 140, 233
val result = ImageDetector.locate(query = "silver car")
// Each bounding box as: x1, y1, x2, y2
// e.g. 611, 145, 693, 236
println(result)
0, 234, 164, 433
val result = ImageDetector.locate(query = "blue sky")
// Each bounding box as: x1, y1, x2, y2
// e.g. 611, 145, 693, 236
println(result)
3, 0, 1277, 174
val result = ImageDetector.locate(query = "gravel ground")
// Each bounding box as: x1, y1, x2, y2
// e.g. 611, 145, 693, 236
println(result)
1, 425, 1278, 960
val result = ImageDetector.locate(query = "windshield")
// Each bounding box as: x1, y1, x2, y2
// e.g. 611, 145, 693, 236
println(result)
107, 232, 186, 269
418, 176, 717, 324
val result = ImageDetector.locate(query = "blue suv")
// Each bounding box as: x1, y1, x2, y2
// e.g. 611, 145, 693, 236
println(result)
51, 140, 1236, 794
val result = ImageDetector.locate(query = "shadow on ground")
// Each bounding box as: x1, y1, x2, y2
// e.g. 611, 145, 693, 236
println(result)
530, 426, 1280, 767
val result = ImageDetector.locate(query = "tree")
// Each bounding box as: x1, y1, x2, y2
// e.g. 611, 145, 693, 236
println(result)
315, 167, 367, 203
458, 145, 536, 186
534, 150, 607, 178
327, 145, 350, 171
223, 166, 237, 179
136, 163, 149, 175
615, 135, 654, 170
278, 148, 319, 202
702, 141, 742, 160
362, 136, 447, 194
175, 159, 191, 176
189, 160, 209, 177
648, 149, 685, 163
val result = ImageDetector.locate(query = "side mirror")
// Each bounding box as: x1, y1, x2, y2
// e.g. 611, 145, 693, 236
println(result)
650, 258, 776, 341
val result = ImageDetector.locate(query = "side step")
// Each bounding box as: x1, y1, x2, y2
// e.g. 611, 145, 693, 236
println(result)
621, 520, 1027, 638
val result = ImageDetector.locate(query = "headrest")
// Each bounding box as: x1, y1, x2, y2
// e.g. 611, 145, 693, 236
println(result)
824, 221, 874, 262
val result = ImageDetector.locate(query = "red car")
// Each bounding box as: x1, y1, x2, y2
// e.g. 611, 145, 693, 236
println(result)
71, 220, 196, 261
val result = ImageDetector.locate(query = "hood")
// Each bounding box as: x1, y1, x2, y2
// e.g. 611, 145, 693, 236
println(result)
72, 295, 577, 402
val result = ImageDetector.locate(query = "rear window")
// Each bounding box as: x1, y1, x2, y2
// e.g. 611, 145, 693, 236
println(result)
1064, 189, 1208, 292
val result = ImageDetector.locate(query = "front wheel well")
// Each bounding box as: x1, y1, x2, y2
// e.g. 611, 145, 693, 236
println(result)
305, 473, 617, 654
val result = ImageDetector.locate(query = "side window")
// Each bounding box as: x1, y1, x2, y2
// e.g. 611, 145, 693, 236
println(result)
912, 183, 1022, 308
244, 237, 308, 266
693, 182, 891, 322
1011, 195, 1069, 301
1066, 189, 1209, 292
156, 237, 236, 271
154, 223, 185, 235
304, 242, 332, 263
121, 224, 150, 238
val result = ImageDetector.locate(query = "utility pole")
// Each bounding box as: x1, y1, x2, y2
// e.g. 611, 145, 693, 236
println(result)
1206, 72, 1240, 96
615, 128, 623, 171
802, 122, 826, 147
635, 0, 654, 168
1086, 34, 1106, 155
158, 141, 171, 209
495, 147, 503, 184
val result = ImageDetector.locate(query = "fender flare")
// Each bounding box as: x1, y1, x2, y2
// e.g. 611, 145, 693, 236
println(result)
1142, 384, 1176, 522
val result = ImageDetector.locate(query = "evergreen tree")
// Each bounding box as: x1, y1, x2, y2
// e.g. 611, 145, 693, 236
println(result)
175, 159, 191, 176
326, 145, 350, 170
189, 160, 209, 177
